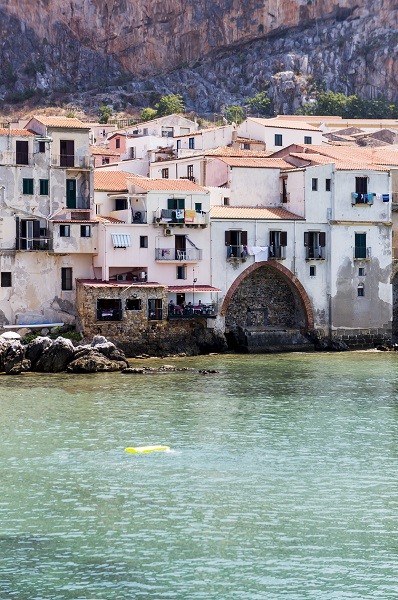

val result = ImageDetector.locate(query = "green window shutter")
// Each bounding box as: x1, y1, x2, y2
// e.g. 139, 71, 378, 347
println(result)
167, 198, 176, 210
39, 179, 49, 195
23, 178, 33, 194
195, 203, 202, 213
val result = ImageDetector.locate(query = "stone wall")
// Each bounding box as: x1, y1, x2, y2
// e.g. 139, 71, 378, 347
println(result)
331, 326, 392, 348
225, 266, 306, 332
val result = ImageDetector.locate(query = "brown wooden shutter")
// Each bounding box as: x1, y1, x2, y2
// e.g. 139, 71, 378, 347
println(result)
304, 232, 309, 246
319, 232, 326, 247
225, 230, 232, 246
280, 231, 287, 246
241, 231, 248, 245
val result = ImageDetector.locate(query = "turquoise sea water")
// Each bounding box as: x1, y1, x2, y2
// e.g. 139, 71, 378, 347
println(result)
0, 352, 397, 600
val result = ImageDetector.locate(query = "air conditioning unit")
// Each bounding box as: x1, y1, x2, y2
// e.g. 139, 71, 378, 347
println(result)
117, 274, 127, 281
164, 228, 173, 237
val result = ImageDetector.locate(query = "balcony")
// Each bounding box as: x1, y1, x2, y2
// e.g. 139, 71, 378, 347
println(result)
226, 245, 247, 261
153, 209, 208, 227
17, 237, 52, 251
305, 246, 326, 260
351, 193, 374, 205
269, 245, 286, 260
155, 248, 203, 261
168, 303, 217, 319
0, 151, 33, 166
51, 155, 92, 169
354, 247, 371, 260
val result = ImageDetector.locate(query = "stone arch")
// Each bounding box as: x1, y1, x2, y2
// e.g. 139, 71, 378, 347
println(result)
220, 261, 314, 330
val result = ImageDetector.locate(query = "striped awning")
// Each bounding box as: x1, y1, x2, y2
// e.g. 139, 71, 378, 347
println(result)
111, 233, 131, 248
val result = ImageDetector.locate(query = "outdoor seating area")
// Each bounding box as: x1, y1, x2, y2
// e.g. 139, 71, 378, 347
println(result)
168, 302, 216, 319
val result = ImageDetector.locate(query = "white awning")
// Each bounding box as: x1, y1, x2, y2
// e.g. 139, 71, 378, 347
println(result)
111, 233, 131, 248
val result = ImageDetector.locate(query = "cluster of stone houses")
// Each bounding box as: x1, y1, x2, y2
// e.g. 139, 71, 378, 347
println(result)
0, 113, 397, 351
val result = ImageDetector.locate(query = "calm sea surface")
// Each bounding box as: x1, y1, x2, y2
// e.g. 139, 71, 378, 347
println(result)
0, 352, 397, 600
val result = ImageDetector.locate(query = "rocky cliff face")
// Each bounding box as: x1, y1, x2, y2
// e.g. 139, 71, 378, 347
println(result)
0, 0, 397, 113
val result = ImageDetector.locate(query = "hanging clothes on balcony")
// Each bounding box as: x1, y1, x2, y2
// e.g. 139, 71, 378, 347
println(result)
185, 210, 195, 223
176, 209, 185, 220
246, 246, 269, 262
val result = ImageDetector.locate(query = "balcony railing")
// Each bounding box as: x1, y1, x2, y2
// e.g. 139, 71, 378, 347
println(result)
269, 245, 286, 260
305, 246, 326, 260
51, 155, 92, 168
153, 209, 208, 227
351, 192, 374, 205
354, 246, 371, 260
168, 304, 217, 319
226, 245, 247, 259
0, 151, 33, 166
155, 248, 202, 261
18, 237, 52, 251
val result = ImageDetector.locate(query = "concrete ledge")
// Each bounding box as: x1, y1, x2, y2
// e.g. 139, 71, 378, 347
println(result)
2, 323, 64, 330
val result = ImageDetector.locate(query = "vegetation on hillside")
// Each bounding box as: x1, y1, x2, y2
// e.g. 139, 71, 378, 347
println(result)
297, 92, 398, 119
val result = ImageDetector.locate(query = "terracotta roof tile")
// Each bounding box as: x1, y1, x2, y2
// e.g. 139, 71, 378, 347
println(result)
30, 116, 90, 129
204, 147, 272, 157
95, 215, 125, 224
128, 176, 206, 192
217, 157, 294, 169
248, 117, 322, 132
94, 170, 130, 191
210, 206, 304, 220
90, 146, 120, 156
0, 128, 34, 137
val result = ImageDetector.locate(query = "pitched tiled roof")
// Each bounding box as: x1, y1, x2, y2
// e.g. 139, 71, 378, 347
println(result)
94, 170, 131, 191
210, 206, 304, 220
90, 146, 120, 156
0, 128, 34, 137
176, 125, 232, 138
217, 157, 294, 169
168, 285, 221, 292
30, 116, 90, 129
128, 176, 206, 192
247, 117, 322, 132
204, 147, 272, 157
95, 215, 125, 224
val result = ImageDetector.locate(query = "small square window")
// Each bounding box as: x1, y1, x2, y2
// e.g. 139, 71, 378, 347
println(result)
126, 298, 142, 310
357, 285, 365, 297
39, 179, 49, 195
38, 141, 46, 153
60, 224, 70, 237
1, 272, 12, 287
80, 225, 91, 238
140, 236, 148, 248
115, 138, 120, 149
309, 265, 316, 277
195, 203, 202, 213
22, 178, 34, 195
177, 265, 187, 280
358, 267, 365, 276
304, 136, 312, 144
312, 178, 318, 191
325, 179, 331, 191
188, 137, 195, 149
275, 134, 283, 147
161, 168, 169, 179
224, 197, 230, 206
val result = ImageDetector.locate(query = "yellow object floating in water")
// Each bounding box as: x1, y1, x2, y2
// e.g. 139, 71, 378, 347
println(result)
125, 445, 170, 454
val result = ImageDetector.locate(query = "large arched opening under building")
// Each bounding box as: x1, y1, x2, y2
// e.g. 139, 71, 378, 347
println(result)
221, 261, 314, 352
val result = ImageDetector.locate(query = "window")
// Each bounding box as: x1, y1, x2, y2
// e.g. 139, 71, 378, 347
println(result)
80, 225, 91, 238
115, 198, 127, 211
225, 230, 248, 258
61, 267, 73, 291
129, 147, 136, 159
162, 168, 169, 179
97, 298, 122, 321
195, 203, 202, 213
188, 137, 195, 149
39, 179, 49, 195
177, 140, 181, 150
187, 165, 194, 180
352, 176, 373, 204
309, 265, 316, 277
115, 138, 120, 149
168, 198, 185, 223
354, 233, 367, 259
304, 136, 312, 144
177, 265, 187, 279
357, 284, 365, 297
223, 197, 230, 206
126, 298, 142, 311
355, 177, 368, 195
281, 177, 288, 203
102, 157, 110, 165
274, 134, 283, 146
269, 231, 287, 259
304, 231, 326, 259
148, 298, 163, 320
358, 267, 366, 276
22, 178, 34, 195
1, 272, 12, 287
243, 143, 250, 150
60, 224, 70, 237
60, 140, 74, 167
140, 236, 148, 248
325, 179, 331, 191
16, 140, 29, 165
162, 127, 174, 138
311, 178, 318, 191
38, 141, 46, 153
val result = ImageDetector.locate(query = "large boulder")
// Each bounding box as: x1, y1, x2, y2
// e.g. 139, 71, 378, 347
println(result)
3, 341, 25, 374
34, 337, 75, 372
67, 349, 127, 373
25, 336, 52, 368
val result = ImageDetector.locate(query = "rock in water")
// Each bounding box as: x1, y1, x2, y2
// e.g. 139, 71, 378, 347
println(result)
67, 350, 127, 373
34, 337, 75, 372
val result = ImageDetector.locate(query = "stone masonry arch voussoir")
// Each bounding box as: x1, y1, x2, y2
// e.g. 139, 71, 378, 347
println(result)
220, 261, 314, 330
